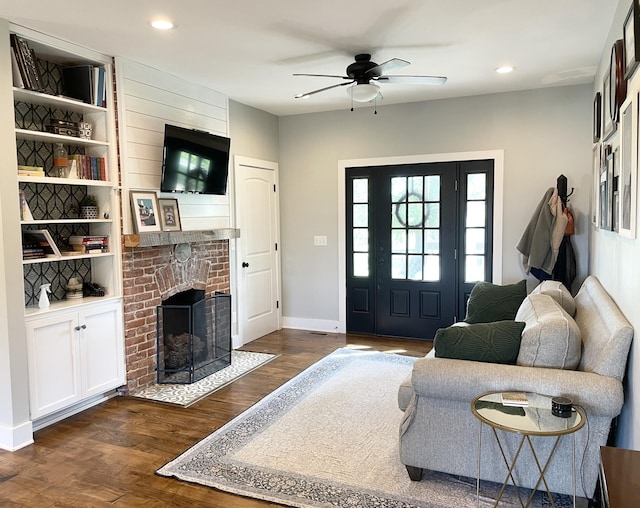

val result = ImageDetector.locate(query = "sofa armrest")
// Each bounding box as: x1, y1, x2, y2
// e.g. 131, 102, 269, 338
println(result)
410, 357, 623, 417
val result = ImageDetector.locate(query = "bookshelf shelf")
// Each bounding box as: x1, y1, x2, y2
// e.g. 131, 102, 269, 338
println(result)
13, 87, 106, 114
21, 219, 113, 225
18, 175, 113, 186
22, 252, 114, 265
15, 128, 108, 147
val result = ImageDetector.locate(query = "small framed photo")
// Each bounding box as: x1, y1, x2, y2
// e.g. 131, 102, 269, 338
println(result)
624, 1, 640, 79
593, 91, 601, 142
130, 191, 161, 233
603, 69, 617, 140
158, 198, 182, 232
619, 94, 638, 238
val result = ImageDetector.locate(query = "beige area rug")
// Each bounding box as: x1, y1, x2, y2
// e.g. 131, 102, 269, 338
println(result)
132, 351, 277, 407
157, 348, 572, 507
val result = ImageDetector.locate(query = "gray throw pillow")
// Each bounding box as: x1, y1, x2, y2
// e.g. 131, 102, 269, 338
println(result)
434, 320, 525, 364
530, 280, 576, 317
465, 280, 527, 324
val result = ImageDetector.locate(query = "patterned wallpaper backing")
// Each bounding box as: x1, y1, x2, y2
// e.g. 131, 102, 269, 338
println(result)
18, 59, 94, 307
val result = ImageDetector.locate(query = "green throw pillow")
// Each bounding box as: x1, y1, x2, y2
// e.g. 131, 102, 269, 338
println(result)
434, 321, 525, 364
465, 280, 527, 324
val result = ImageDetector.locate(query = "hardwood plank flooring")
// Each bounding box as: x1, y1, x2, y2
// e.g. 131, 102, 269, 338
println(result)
0, 329, 431, 507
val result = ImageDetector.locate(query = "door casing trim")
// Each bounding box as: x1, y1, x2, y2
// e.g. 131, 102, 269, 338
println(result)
337, 150, 504, 334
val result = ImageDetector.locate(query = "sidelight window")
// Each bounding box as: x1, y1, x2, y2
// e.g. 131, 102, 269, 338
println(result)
352, 178, 369, 277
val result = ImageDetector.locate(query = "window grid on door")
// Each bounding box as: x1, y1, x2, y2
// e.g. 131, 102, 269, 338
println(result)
464, 173, 487, 282
390, 175, 441, 281
352, 178, 369, 277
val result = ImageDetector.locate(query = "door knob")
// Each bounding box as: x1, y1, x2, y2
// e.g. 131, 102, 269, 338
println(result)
242, 262, 249, 268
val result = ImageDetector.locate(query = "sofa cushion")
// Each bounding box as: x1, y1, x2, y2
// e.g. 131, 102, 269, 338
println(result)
434, 320, 525, 364
464, 279, 527, 324
515, 294, 581, 369
531, 280, 576, 317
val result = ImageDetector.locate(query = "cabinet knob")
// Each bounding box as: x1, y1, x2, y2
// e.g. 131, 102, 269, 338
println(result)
81, 324, 87, 330
75, 325, 81, 331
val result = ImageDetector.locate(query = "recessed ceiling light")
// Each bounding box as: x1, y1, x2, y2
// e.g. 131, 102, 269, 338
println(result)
150, 19, 175, 30
496, 65, 515, 74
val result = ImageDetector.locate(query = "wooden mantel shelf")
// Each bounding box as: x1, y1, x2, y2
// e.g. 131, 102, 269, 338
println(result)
124, 228, 240, 248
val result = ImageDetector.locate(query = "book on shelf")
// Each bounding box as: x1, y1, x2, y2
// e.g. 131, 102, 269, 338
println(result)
69, 235, 109, 254
18, 165, 45, 177
68, 155, 107, 180
9, 34, 44, 92
62, 64, 106, 106
22, 230, 61, 259
10, 49, 24, 88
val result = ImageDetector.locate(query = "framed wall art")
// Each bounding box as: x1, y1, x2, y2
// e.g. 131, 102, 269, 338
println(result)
600, 145, 613, 230
619, 94, 638, 238
603, 69, 617, 140
624, 0, 640, 79
130, 191, 161, 233
593, 91, 602, 142
610, 39, 627, 124
592, 143, 601, 227
158, 198, 182, 232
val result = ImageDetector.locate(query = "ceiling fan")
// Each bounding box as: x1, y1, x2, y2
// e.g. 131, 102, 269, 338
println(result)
294, 53, 446, 102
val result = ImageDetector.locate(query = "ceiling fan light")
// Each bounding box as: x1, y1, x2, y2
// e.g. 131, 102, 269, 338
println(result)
348, 83, 380, 102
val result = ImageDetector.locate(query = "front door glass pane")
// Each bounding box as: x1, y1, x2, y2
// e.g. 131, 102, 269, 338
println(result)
354, 229, 369, 252
353, 204, 368, 228
392, 254, 406, 279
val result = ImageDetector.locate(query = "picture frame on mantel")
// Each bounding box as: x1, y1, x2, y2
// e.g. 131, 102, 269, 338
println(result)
158, 198, 182, 232
624, 0, 640, 79
619, 94, 638, 238
130, 191, 161, 233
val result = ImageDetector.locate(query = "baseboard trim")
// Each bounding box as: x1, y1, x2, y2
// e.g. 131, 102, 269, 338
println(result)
282, 317, 339, 334
0, 419, 34, 451
32, 390, 119, 432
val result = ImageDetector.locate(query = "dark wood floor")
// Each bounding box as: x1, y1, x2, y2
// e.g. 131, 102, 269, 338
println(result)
0, 329, 431, 507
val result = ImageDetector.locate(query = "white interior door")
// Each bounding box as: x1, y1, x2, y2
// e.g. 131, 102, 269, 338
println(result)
234, 157, 280, 345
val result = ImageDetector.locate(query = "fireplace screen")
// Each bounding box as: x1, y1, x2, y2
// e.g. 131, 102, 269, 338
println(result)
156, 290, 231, 384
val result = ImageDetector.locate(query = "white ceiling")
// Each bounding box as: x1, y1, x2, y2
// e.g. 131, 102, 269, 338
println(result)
1, 0, 617, 117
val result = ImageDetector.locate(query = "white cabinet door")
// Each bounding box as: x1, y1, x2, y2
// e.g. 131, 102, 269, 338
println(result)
26, 312, 82, 419
79, 302, 124, 397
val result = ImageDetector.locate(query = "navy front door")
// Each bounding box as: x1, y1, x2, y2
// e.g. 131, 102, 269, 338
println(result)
346, 160, 494, 340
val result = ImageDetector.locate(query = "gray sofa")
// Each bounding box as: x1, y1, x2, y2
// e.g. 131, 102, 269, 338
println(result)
397, 276, 633, 498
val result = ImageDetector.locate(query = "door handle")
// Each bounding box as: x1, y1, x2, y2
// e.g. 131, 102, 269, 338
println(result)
242, 262, 249, 268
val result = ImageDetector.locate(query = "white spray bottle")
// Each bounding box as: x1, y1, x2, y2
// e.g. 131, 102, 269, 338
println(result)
38, 283, 51, 309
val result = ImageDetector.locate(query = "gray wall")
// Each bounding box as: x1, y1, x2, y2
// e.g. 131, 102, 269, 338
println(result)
278, 85, 592, 324
229, 100, 279, 163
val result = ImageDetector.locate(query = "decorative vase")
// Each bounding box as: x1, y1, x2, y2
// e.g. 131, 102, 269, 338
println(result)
80, 205, 98, 219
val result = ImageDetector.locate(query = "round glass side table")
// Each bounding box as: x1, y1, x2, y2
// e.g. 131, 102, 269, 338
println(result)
471, 391, 585, 508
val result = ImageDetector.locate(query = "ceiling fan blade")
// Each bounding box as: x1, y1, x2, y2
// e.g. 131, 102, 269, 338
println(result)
376, 75, 447, 85
366, 58, 410, 76
293, 73, 352, 79
295, 80, 355, 99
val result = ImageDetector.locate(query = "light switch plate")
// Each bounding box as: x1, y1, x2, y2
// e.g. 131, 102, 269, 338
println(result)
313, 235, 327, 246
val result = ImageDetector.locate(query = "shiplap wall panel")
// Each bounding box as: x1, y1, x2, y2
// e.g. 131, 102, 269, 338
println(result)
115, 57, 230, 234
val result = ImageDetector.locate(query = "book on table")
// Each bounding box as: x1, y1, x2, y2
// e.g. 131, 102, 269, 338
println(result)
500, 392, 529, 407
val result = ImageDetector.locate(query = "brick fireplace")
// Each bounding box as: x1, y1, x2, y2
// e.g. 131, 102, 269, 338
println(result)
122, 239, 230, 392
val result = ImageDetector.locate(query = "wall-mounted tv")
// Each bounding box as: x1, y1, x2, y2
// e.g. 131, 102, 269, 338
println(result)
160, 124, 231, 195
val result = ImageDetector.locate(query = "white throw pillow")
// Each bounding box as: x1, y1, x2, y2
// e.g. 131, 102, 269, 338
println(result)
530, 280, 576, 317
515, 294, 581, 369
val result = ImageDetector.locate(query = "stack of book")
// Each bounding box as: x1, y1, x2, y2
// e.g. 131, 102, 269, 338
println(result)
69, 235, 109, 254
18, 165, 45, 177
22, 230, 61, 259
68, 155, 106, 181
10, 34, 44, 91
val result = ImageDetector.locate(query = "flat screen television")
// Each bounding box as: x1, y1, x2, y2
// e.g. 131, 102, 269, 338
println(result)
160, 124, 231, 195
